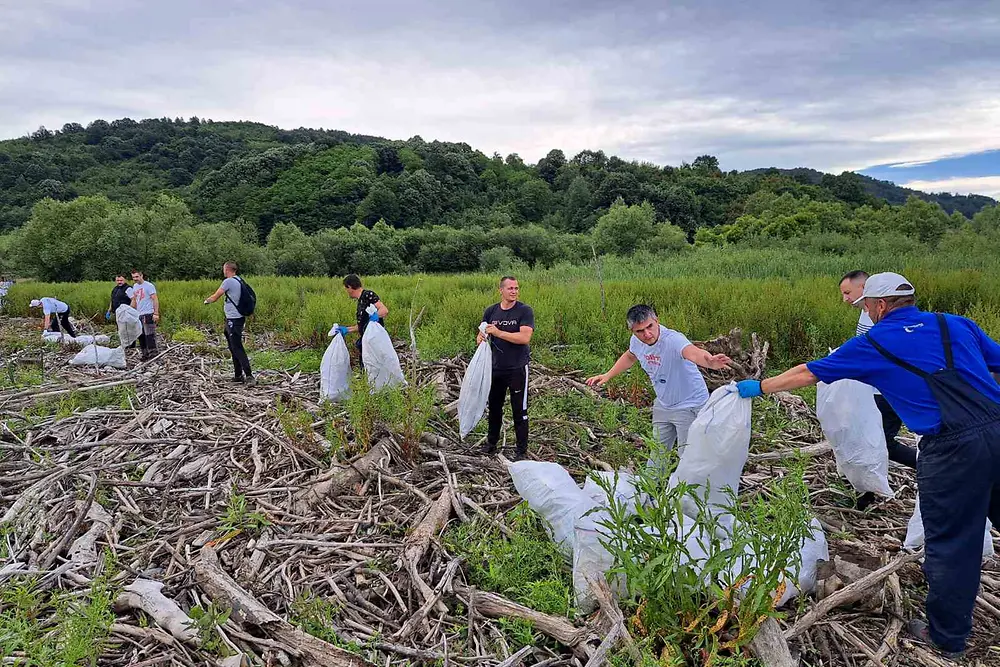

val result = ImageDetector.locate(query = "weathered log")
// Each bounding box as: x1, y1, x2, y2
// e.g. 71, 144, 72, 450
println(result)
294, 439, 391, 512
194, 545, 377, 667
114, 578, 199, 645
749, 617, 798, 667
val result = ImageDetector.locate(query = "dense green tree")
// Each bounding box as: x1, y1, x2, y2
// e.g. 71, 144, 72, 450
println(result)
592, 198, 657, 256
266, 222, 327, 276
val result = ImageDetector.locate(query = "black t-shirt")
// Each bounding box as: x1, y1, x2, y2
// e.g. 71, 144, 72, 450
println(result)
110, 284, 130, 311
483, 301, 535, 370
356, 289, 382, 335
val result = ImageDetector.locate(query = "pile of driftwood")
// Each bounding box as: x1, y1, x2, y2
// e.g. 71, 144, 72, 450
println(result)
1, 320, 998, 667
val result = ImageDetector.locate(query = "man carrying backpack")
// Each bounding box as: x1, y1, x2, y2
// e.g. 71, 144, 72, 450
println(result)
204, 261, 256, 386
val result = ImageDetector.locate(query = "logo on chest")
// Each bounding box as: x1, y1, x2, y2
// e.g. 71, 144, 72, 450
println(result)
493, 320, 519, 327
644, 353, 662, 367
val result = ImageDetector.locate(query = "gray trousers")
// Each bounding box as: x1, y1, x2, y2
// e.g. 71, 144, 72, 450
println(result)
647, 403, 704, 474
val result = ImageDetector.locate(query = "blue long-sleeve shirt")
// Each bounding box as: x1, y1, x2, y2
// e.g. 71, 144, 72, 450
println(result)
807, 306, 1000, 434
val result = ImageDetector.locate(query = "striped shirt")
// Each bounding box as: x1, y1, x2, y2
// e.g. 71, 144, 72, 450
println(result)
856, 310, 874, 336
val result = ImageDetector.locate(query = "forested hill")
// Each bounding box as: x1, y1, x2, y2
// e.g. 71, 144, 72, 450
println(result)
1, 117, 994, 238
745, 167, 995, 218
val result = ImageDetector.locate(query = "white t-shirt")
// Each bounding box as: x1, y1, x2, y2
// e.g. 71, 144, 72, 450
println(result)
127, 281, 157, 316
40, 297, 68, 315
629, 325, 709, 410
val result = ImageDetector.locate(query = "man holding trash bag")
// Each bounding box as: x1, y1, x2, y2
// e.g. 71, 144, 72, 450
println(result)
840, 270, 917, 510
29, 297, 77, 337
107, 274, 131, 322
737, 272, 1000, 659
343, 274, 389, 368
586, 304, 732, 471
203, 261, 255, 387
478, 276, 534, 460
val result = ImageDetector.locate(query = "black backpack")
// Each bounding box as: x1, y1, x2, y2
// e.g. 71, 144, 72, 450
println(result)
226, 276, 257, 316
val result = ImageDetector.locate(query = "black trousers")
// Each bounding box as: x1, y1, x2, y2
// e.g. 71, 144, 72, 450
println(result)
487, 365, 529, 452
48, 309, 77, 337
874, 394, 917, 468
918, 419, 1000, 652
224, 317, 253, 378
138, 314, 158, 355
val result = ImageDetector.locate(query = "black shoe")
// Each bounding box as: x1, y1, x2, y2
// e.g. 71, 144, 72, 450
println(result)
512, 447, 528, 462
229, 376, 245, 384
906, 619, 965, 659
481, 442, 498, 456
856, 492, 877, 511
244, 376, 257, 387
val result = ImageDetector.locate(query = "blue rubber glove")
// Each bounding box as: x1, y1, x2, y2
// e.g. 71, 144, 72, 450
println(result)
105, 310, 111, 321
335, 325, 349, 337
369, 311, 380, 324
736, 380, 763, 399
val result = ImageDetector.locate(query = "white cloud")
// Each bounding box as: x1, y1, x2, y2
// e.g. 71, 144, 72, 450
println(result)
901, 176, 1000, 199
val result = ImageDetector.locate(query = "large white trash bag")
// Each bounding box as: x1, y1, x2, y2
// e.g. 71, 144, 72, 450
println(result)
508, 461, 596, 555
66, 334, 110, 346
572, 509, 619, 613
816, 379, 894, 498
582, 471, 643, 513
320, 325, 351, 402
69, 344, 126, 369
361, 306, 405, 390
116, 304, 142, 348
904, 496, 994, 561
670, 384, 752, 528
41, 331, 67, 343
458, 323, 492, 439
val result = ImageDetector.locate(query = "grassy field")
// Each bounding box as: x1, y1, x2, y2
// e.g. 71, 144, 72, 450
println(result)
7, 246, 1000, 375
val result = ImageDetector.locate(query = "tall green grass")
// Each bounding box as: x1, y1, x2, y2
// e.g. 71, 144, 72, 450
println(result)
8, 246, 1000, 373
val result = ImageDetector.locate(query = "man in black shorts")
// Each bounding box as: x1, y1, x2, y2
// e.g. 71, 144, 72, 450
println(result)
343, 274, 389, 368
478, 275, 534, 460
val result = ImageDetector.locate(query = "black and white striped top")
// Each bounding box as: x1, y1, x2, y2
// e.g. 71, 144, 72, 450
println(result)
856, 310, 874, 337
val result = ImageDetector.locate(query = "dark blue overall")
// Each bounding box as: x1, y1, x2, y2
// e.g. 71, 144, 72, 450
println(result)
867, 314, 1000, 652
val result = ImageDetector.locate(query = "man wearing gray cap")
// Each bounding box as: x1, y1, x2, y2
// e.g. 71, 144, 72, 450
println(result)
29, 297, 77, 337
736, 272, 1000, 659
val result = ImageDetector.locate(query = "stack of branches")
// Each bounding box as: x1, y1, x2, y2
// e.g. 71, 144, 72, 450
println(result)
1, 320, 998, 667
693, 328, 769, 391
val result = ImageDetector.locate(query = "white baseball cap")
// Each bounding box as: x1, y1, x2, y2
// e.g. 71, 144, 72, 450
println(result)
853, 272, 915, 305
29, 299, 41, 307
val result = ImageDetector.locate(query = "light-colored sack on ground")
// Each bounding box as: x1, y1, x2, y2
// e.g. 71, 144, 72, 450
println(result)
41, 331, 66, 343
670, 384, 752, 528
320, 325, 351, 402
774, 518, 829, 606
816, 379, 894, 498
904, 496, 994, 561
582, 471, 643, 512
69, 344, 126, 369
572, 508, 621, 613
458, 323, 492, 439
116, 304, 142, 348
361, 308, 405, 390
508, 460, 596, 555
67, 334, 110, 346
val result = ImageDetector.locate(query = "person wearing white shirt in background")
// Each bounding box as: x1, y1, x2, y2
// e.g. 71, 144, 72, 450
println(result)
839, 270, 917, 509
29, 297, 77, 337
128, 269, 160, 361
586, 304, 732, 473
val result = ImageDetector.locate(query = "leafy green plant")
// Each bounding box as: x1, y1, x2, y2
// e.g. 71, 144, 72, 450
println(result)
597, 456, 812, 662
290, 592, 364, 655
218, 487, 270, 535
170, 325, 207, 343
443, 504, 573, 617
187, 602, 232, 656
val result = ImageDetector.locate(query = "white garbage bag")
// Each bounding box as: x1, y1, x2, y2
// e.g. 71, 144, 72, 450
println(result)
458, 323, 492, 439
42, 331, 67, 343
116, 304, 142, 348
670, 384, 752, 528
69, 344, 127, 369
572, 508, 620, 613
508, 461, 596, 555
904, 496, 994, 561
582, 471, 643, 512
816, 379, 894, 498
66, 334, 110, 346
361, 307, 405, 390
320, 325, 351, 402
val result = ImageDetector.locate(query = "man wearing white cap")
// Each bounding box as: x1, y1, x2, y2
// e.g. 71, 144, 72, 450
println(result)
736, 272, 1000, 659
29, 297, 77, 337
838, 270, 917, 510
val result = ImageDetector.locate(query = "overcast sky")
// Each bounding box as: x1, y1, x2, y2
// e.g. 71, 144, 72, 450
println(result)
3, 0, 1000, 195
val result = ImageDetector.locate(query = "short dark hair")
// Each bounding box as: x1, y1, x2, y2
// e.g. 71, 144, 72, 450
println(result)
500, 275, 517, 287
626, 304, 657, 328
224, 261, 239, 273
343, 274, 362, 289
840, 270, 868, 284
130, 269, 143, 277
115, 273, 127, 279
